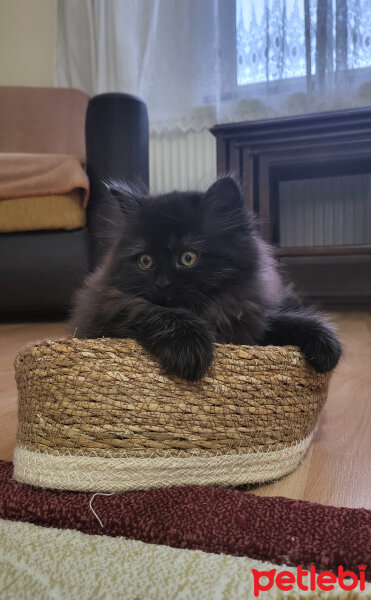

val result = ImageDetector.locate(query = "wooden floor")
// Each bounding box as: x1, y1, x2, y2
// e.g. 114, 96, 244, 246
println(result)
0, 313, 370, 509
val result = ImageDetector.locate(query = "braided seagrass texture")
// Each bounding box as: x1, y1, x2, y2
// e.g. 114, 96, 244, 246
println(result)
14, 338, 330, 459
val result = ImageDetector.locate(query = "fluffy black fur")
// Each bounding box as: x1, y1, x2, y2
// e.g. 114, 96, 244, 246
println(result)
72, 177, 341, 380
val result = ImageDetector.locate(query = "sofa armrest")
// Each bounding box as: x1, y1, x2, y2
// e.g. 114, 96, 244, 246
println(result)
85, 93, 149, 268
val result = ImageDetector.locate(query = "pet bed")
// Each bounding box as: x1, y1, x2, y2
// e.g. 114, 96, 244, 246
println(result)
13, 338, 331, 492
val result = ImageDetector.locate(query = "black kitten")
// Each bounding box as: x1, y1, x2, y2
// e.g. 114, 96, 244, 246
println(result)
72, 177, 341, 380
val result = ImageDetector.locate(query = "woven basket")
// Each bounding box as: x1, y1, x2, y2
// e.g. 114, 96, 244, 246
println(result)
13, 338, 330, 492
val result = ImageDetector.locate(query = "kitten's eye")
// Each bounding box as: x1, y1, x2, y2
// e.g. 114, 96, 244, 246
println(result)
139, 254, 154, 269
180, 251, 198, 267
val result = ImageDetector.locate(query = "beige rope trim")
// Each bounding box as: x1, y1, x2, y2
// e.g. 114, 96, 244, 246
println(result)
13, 433, 313, 492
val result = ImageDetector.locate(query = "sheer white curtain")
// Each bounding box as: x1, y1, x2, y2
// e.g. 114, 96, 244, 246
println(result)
56, 0, 226, 133
56, 0, 371, 192
56, 0, 371, 133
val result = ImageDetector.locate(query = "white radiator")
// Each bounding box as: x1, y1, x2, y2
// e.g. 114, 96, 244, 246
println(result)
150, 129, 217, 194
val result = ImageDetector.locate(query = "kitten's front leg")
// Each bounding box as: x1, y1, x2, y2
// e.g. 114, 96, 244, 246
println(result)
73, 282, 213, 379
133, 307, 214, 381
261, 308, 342, 373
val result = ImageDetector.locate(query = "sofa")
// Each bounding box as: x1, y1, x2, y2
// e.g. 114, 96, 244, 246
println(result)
0, 86, 149, 316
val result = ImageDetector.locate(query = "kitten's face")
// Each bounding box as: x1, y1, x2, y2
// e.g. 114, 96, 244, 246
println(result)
108, 178, 258, 309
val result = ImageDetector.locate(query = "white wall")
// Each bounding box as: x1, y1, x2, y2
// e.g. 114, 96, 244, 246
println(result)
0, 0, 57, 86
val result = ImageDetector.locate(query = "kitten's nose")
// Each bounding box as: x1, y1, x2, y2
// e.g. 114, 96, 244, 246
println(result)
156, 276, 171, 289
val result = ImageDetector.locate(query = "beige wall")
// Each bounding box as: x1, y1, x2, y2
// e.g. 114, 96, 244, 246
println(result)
0, 0, 57, 86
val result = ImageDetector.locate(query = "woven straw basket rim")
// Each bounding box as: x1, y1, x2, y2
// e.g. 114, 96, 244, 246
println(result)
13, 337, 331, 491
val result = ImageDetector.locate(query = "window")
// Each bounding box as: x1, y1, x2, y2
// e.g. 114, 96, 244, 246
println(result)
236, 0, 371, 87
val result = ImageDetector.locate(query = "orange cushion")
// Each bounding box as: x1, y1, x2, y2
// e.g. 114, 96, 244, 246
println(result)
0, 191, 86, 233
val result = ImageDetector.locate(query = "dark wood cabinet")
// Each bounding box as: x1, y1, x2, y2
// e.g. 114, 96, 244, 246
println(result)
210, 108, 371, 307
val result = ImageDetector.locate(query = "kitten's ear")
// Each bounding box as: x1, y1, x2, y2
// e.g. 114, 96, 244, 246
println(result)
103, 179, 142, 215
203, 177, 244, 213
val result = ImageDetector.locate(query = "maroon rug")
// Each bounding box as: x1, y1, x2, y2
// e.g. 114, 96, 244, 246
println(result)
0, 460, 369, 579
